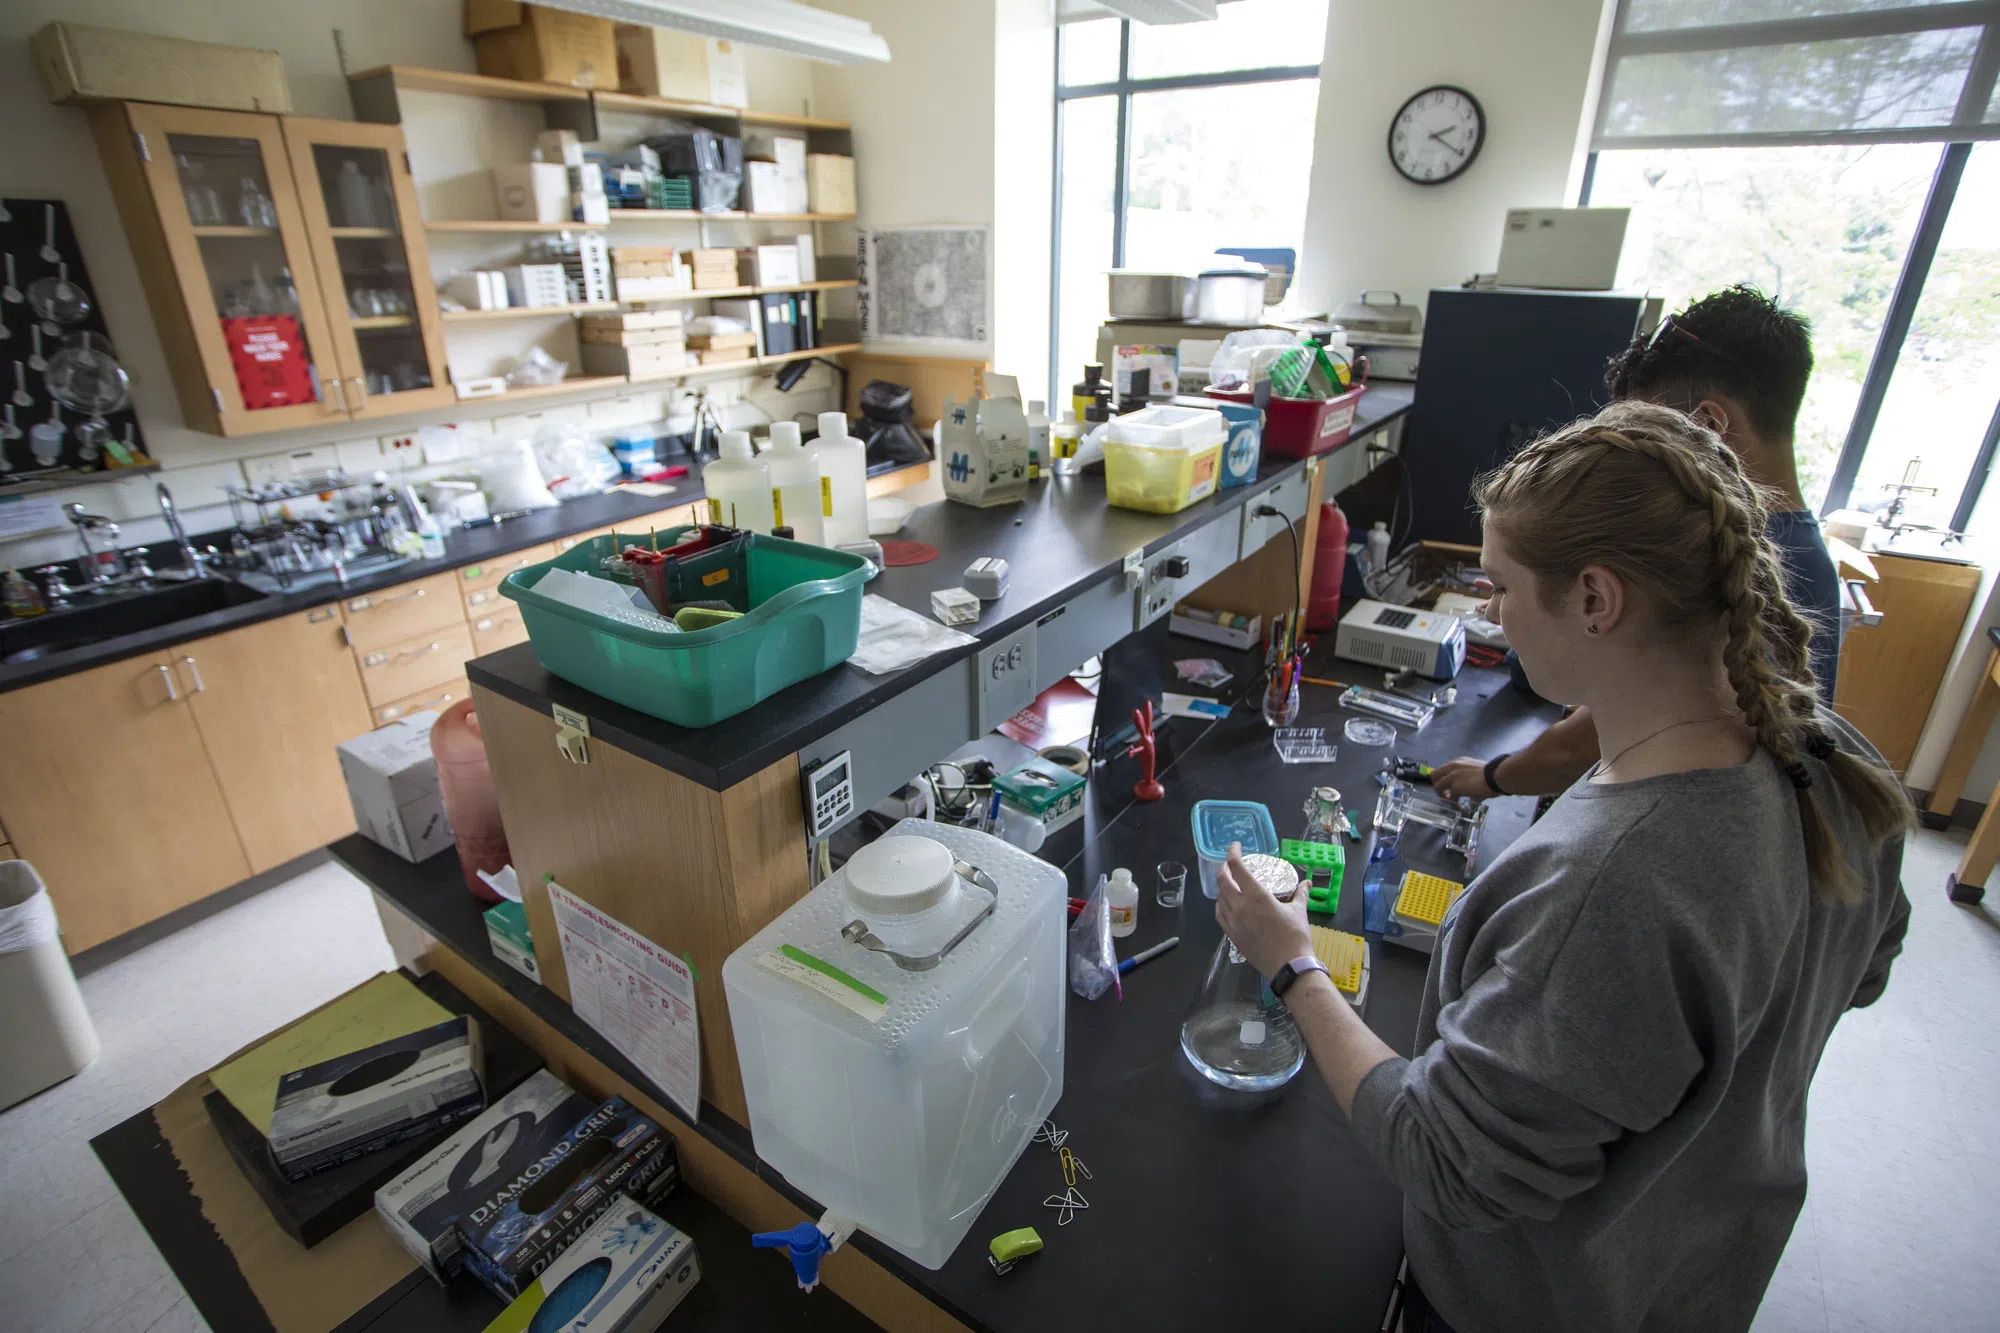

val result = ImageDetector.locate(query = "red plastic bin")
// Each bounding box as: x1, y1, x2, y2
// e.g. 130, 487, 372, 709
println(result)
1204, 381, 1368, 459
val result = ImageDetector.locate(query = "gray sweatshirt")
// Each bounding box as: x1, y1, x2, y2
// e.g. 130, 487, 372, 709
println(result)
1350, 719, 1910, 1333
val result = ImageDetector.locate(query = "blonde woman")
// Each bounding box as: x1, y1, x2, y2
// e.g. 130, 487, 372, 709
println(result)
1218, 402, 1912, 1333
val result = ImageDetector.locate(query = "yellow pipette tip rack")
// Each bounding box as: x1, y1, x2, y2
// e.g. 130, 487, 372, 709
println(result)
1393, 871, 1466, 930
1309, 924, 1370, 1008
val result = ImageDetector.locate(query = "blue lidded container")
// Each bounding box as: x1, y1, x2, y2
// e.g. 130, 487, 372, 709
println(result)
1191, 799, 1280, 899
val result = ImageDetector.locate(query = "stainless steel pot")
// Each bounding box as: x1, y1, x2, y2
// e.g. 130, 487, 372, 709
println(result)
1107, 270, 1193, 320
1194, 266, 1268, 325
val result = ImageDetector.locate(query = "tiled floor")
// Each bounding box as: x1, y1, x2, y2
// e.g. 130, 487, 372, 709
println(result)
0, 832, 1993, 1332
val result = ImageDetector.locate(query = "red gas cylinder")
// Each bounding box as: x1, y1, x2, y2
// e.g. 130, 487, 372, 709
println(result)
431, 698, 511, 902
1306, 499, 1349, 630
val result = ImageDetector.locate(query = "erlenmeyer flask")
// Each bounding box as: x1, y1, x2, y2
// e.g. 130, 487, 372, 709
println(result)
1181, 853, 1306, 1091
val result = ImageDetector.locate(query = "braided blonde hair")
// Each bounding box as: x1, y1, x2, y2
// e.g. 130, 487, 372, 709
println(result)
1475, 401, 1910, 904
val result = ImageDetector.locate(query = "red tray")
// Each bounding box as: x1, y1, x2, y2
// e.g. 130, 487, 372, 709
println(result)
1205, 381, 1368, 459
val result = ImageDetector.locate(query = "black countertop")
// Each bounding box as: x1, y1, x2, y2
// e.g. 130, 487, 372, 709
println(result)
343, 632, 1560, 1333
0, 485, 700, 695
467, 384, 1416, 790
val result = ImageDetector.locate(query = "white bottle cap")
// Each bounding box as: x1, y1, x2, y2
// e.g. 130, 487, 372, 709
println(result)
769, 420, 801, 449
1371, 520, 1388, 532
1029, 400, 1045, 413
817, 410, 849, 442
720, 429, 754, 460
1110, 867, 1134, 888
843, 836, 958, 917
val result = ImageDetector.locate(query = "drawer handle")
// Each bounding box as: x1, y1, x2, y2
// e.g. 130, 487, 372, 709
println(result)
380, 690, 455, 722
156, 663, 179, 702
363, 641, 442, 667
476, 615, 519, 632
467, 589, 494, 606
308, 607, 336, 623
181, 655, 205, 693
349, 587, 426, 613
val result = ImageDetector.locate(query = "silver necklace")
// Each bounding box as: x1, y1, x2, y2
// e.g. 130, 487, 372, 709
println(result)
1589, 714, 1737, 779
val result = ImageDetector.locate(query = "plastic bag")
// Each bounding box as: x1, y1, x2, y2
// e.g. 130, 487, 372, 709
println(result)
505, 345, 568, 387
530, 428, 621, 501
0, 861, 60, 954
847, 594, 979, 674
1067, 874, 1122, 1001
480, 441, 560, 512
1207, 329, 1303, 392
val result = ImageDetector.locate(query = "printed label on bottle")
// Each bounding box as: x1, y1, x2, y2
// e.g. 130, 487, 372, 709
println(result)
821, 475, 834, 516
707, 497, 722, 523
771, 488, 784, 525
1109, 903, 1135, 930
758, 944, 887, 1023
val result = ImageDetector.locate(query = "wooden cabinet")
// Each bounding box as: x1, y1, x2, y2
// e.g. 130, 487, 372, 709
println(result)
177, 609, 374, 874
85, 102, 449, 437
458, 544, 557, 593
357, 623, 476, 706
374, 676, 471, 728
1835, 552, 1983, 772
341, 571, 462, 652
471, 607, 531, 657
0, 653, 251, 953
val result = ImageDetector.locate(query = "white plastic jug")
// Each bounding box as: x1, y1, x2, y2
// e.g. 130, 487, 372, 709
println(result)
762, 420, 825, 544
703, 430, 775, 533
806, 411, 869, 547
722, 821, 1065, 1269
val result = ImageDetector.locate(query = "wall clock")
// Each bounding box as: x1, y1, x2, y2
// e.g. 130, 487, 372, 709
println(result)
1388, 85, 1485, 185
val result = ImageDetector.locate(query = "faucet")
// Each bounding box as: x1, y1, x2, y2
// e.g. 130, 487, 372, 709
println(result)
156, 483, 206, 580
63, 503, 126, 586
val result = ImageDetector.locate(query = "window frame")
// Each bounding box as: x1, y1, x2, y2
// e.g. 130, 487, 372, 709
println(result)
1048, 16, 1321, 402
1580, 1, 2000, 529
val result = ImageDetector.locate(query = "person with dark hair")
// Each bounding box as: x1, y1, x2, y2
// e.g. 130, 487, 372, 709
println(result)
1432, 285, 1844, 804
1218, 402, 1909, 1333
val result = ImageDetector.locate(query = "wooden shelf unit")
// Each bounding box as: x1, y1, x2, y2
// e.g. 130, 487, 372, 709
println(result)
440, 302, 620, 323
350, 314, 415, 330
347, 64, 591, 105
458, 344, 857, 406
426, 220, 589, 234
190, 225, 277, 238
440, 284, 853, 324
330, 226, 399, 239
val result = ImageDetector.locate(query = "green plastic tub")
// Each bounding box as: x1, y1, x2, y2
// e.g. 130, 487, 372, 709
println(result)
499, 529, 871, 728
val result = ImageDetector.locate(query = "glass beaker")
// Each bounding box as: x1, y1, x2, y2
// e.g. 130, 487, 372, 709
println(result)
1262, 665, 1300, 727
1180, 853, 1305, 1091
1156, 860, 1187, 909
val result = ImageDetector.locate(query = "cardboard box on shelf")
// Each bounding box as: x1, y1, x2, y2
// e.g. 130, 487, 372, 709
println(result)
806, 154, 855, 215
613, 260, 673, 278
579, 341, 688, 378
32, 22, 291, 112
492, 163, 569, 224
615, 275, 691, 302
685, 331, 756, 351
738, 244, 801, 288
502, 264, 568, 310
610, 245, 677, 263
581, 325, 684, 348
583, 308, 684, 332
337, 713, 452, 863
464, 0, 617, 89
743, 161, 787, 215
695, 346, 753, 366
614, 25, 747, 106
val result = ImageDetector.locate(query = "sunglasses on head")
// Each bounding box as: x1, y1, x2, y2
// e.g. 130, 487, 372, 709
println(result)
1648, 313, 1751, 372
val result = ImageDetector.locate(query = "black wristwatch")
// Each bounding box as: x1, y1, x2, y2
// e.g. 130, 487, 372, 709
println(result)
1271, 955, 1329, 999
1483, 753, 1513, 797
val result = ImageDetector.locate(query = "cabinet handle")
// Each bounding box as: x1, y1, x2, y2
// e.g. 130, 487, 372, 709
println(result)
156, 664, 180, 702
180, 656, 206, 693
308, 607, 336, 623
325, 378, 347, 414
386, 690, 457, 721
476, 615, 518, 633
350, 587, 425, 614
351, 376, 369, 409
362, 641, 444, 669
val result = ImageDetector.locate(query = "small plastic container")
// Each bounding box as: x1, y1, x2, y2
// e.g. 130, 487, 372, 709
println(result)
431, 699, 510, 902
1190, 799, 1280, 899
1103, 405, 1227, 514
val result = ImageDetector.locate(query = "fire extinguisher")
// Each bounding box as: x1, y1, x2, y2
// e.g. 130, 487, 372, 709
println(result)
1306, 499, 1349, 630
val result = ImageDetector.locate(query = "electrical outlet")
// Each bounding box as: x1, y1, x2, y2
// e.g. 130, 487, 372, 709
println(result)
381, 433, 421, 468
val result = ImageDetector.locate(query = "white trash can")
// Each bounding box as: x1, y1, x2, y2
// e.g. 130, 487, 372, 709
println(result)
0, 860, 99, 1110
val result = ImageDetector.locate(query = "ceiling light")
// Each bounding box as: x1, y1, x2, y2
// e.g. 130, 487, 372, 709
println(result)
537, 0, 891, 64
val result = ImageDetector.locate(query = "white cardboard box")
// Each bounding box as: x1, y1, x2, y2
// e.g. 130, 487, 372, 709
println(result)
336, 712, 452, 862
739, 243, 800, 287
806, 155, 855, 215
614, 25, 746, 106
504, 264, 569, 309
492, 163, 569, 224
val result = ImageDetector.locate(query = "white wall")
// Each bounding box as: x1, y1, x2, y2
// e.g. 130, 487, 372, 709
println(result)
1903, 485, 2000, 803
1294, 0, 1611, 320
0, 0, 836, 567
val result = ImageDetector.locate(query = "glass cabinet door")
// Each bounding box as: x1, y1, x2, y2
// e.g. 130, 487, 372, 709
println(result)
281, 118, 454, 419
126, 104, 346, 435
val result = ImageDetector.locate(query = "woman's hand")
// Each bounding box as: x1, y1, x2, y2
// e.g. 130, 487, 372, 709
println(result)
1214, 842, 1312, 978
1432, 756, 1496, 803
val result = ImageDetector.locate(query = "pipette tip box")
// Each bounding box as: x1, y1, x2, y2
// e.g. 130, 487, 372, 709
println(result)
1310, 925, 1370, 1010
1385, 871, 1465, 955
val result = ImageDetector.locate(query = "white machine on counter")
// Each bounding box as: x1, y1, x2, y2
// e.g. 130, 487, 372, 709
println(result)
1332, 290, 1423, 382
1335, 599, 1467, 680
938, 372, 1030, 509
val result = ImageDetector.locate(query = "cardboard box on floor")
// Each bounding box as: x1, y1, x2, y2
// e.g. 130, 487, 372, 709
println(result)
465, 0, 617, 89
32, 21, 290, 112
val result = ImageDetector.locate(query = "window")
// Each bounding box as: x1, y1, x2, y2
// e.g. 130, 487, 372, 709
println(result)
1584, 1, 2000, 532
1050, 2, 1325, 404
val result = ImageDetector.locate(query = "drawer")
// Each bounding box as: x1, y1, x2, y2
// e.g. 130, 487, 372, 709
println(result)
471, 608, 532, 657
554, 525, 612, 554
341, 572, 462, 653
462, 585, 509, 617
458, 543, 556, 593
373, 676, 470, 728
356, 623, 475, 707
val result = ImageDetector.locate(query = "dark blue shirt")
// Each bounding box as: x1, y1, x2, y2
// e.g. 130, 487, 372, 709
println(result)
1766, 510, 1841, 707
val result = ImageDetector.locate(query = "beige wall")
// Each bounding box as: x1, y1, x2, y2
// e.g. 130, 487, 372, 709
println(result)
1294, 0, 1613, 320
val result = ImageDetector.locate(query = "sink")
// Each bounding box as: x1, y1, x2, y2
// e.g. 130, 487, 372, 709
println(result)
0, 578, 269, 666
